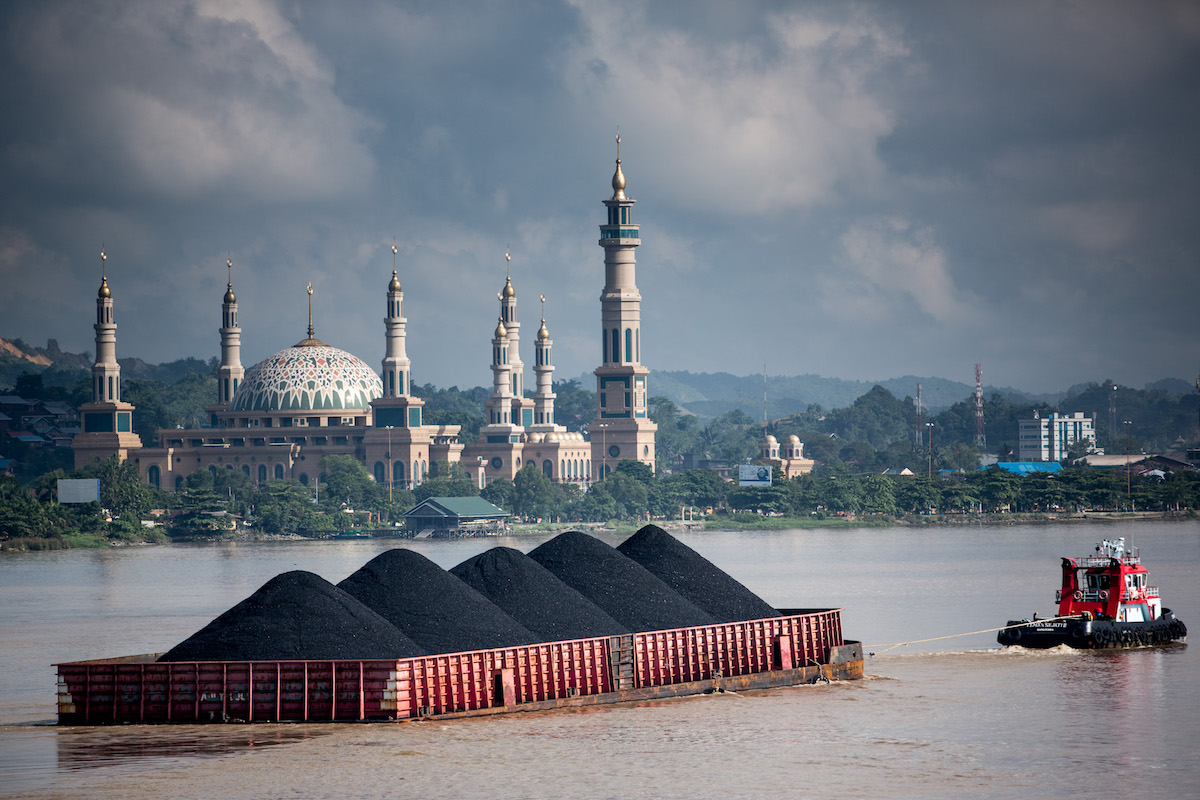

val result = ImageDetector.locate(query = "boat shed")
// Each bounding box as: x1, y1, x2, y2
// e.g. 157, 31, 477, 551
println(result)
403, 496, 509, 538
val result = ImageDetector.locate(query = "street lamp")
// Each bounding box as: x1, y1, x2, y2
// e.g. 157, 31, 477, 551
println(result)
1123, 420, 1132, 511
477, 456, 485, 490
385, 426, 394, 503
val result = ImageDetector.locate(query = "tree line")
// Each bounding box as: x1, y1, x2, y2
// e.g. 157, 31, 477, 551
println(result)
5, 451, 1199, 550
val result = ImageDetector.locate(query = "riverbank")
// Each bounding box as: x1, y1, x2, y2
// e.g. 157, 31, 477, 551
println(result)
3, 510, 1192, 552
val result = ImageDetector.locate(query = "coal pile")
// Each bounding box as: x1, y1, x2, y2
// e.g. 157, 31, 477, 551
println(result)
451, 547, 630, 642
338, 548, 541, 654
618, 525, 781, 623
527, 531, 716, 632
159, 571, 425, 662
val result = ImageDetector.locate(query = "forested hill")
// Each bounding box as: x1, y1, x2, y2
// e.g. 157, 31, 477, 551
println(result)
643, 370, 1196, 423
649, 370, 997, 420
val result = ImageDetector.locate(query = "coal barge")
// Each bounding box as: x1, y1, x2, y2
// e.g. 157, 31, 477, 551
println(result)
998, 538, 1187, 650
56, 527, 863, 724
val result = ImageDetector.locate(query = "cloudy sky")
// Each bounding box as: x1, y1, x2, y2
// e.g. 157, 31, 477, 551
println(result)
2, 0, 1197, 395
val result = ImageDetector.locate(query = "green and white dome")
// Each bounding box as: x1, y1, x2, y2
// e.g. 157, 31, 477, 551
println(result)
231, 344, 382, 412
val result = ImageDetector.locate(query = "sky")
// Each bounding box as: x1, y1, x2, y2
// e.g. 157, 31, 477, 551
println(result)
1, 0, 1198, 396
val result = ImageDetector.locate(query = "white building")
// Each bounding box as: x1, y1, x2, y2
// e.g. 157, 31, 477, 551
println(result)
1018, 412, 1097, 462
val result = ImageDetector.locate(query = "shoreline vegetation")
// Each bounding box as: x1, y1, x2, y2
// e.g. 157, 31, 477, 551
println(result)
2, 510, 1192, 553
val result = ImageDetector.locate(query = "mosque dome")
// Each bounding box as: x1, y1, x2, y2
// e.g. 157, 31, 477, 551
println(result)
98, 276, 111, 299
788, 435, 801, 444
389, 270, 401, 292
230, 344, 382, 413
224, 283, 237, 304
495, 317, 507, 339
501, 276, 515, 299
537, 318, 550, 341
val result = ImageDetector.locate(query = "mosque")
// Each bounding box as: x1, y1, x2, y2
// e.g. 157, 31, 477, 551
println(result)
72, 146, 657, 492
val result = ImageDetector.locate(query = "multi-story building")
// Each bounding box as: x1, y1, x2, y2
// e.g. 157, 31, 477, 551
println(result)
1018, 411, 1097, 462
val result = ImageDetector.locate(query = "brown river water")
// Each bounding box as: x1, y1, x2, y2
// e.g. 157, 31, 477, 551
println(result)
1, 522, 1197, 799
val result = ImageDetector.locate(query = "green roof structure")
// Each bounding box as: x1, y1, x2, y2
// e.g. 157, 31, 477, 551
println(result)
403, 497, 509, 537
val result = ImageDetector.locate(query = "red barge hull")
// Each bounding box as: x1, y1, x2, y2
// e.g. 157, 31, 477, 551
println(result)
56, 609, 862, 725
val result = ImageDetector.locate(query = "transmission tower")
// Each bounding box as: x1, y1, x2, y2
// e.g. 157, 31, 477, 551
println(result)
974, 363, 986, 448
915, 382, 923, 447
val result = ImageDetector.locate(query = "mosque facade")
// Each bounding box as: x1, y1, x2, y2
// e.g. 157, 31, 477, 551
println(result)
72, 149, 656, 493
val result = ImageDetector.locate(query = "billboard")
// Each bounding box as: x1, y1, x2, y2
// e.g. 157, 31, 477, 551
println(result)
58, 479, 101, 504
738, 465, 772, 487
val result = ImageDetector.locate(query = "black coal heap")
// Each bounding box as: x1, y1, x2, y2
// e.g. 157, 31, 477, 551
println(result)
451, 546, 630, 641
338, 548, 541, 654
618, 524, 780, 622
528, 531, 715, 632
158, 570, 425, 662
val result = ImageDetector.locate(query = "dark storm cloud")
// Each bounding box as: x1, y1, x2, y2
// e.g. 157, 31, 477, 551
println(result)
1, 0, 1197, 395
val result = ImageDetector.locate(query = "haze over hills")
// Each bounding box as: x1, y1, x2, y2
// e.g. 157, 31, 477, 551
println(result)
627, 371, 1196, 423
2, 335, 1193, 423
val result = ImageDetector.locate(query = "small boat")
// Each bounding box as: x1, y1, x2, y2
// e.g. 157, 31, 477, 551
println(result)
998, 538, 1187, 649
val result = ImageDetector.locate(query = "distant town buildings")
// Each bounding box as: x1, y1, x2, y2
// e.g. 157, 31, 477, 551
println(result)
1018, 411, 1097, 462
755, 434, 815, 478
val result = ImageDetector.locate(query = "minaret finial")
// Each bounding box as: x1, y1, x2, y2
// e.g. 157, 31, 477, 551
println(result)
392, 241, 397, 268
611, 130, 627, 200
227, 257, 232, 286
307, 281, 314, 339
506, 248, 511, 279
98, 249, 111, 298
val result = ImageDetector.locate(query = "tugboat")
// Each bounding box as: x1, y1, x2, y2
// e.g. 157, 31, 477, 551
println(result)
998, 538, 1187, 649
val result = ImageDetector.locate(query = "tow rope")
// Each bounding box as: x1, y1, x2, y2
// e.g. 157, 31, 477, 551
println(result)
866, 615, 1076, 656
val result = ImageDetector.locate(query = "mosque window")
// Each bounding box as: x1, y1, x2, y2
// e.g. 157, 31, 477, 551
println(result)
625, 329, 632, 363
603, 332, 608, 364
611, 329, 620, 363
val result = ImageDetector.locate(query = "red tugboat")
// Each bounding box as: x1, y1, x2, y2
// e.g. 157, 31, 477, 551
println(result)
998, 538, 1187, 649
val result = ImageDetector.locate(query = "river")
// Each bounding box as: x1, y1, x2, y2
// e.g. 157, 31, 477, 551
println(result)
1, 521, 1196, 799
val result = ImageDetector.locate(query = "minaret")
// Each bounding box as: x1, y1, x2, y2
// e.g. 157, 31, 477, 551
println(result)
92, 251, 120, 404
485, 315, 515, 426
74, 250, 143, 467
217, 259, 244, 406
368, 244, 447, 491
591, 132, 656, 478
381, 244, 411, 397
499, 251, 534, 428
532, 294, 557, 429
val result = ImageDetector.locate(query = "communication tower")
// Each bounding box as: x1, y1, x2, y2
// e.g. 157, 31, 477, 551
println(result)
975, 363, 986, 448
